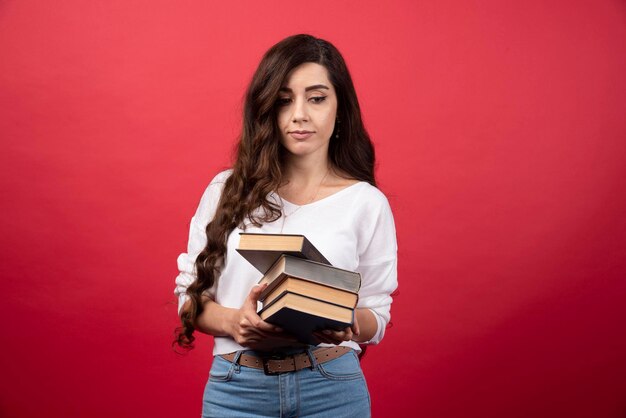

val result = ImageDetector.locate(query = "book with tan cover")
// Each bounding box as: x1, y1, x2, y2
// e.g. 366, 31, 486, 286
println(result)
237, 233, 331, 274
262, 276, 358, 309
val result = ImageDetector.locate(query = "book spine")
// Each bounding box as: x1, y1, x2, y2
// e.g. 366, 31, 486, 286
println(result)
261, 290, 358, 312
258, 269, 361, 301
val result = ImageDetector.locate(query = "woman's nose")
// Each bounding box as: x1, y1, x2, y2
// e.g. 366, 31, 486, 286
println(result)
291, 97, 309, 123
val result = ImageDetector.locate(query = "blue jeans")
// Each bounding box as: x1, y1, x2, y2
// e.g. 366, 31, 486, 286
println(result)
202, 347, 371, 418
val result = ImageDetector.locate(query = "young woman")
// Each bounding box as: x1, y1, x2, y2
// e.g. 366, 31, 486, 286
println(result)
174, 34, 398, 417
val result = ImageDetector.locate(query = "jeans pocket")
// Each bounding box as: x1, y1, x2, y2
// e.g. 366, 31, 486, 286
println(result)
208, 356, 235, 382
317, 350, 364, 381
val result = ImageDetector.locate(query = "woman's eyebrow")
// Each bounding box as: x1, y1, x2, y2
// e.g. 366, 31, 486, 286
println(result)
305, 84, 330, 92
279, 84, 330, 93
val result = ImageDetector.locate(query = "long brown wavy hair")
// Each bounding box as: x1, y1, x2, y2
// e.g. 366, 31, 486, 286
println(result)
175, 34, 377, 350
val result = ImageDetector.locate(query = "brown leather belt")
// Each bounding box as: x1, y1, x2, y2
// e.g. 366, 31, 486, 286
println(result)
220, 346, 352, 375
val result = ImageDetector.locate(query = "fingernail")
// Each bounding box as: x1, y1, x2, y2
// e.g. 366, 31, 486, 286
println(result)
322, 330, 332, 335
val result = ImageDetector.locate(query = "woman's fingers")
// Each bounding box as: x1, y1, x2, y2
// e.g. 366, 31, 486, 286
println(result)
312, 327, 353, 345
232, 284, 299, 347
241, 284, 283, 333
351, 315, 360, 338
242, 310, 281, 333
243, 283, 267, 308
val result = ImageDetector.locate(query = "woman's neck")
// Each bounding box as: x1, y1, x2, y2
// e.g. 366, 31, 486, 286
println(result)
282, 155, 331, 188
277, 154, 335, 206
278, 156, 360, 205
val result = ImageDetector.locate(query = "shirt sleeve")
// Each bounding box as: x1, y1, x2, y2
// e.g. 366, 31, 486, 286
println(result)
354, 190, 398, 345
174, 171, 230, 315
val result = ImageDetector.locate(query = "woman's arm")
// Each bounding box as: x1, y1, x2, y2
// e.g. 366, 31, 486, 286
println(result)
352, 308, 378, 343
312, 191, 398, 346
181, 284, 302, 350
186, 290, 378, 347
312, 307, 378, 345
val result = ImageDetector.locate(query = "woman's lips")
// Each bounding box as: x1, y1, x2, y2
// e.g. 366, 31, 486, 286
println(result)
289, 131, 314, 140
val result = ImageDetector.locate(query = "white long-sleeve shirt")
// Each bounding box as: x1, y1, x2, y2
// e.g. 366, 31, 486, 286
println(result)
175, 170, 398, 355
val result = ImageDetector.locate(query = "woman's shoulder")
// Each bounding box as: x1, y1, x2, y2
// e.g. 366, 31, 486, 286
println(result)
351, 181, 391, 206
193, 169, 233, 218
330, 170, 388, 203
200, 168, 233, 195
208, 168, 233, 186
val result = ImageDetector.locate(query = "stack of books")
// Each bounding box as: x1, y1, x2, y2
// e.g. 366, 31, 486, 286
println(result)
237, 233, 361, 345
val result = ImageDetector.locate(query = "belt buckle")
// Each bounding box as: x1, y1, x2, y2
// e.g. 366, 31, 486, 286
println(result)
262, 353, 288, 376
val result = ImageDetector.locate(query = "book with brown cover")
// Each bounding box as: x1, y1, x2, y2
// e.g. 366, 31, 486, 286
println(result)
258, 291, 354, 345
258, 254, 361, 301
262, 276, 358, 309
236, 233, 331, 274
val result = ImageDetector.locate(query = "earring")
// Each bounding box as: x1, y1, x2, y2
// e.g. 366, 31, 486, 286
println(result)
335, 117, 340, 139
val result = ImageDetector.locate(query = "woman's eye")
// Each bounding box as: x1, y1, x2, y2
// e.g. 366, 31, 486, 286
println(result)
310, 96, 327, 104
277, 98, 292, 106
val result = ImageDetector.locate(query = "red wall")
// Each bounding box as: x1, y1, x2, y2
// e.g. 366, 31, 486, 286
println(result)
1, 1, 625, 417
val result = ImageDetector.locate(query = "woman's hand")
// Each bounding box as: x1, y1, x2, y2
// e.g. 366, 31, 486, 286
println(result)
226, 284, 300, 350
312, 314, 360, 345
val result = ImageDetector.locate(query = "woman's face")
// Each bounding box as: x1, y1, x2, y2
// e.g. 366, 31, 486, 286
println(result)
277, 62, 338, 161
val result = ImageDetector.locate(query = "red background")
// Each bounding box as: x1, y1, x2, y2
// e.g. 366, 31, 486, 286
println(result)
1, 1, 625, 417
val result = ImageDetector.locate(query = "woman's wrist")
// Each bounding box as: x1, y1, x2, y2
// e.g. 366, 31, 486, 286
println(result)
193, 298, 238, 338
